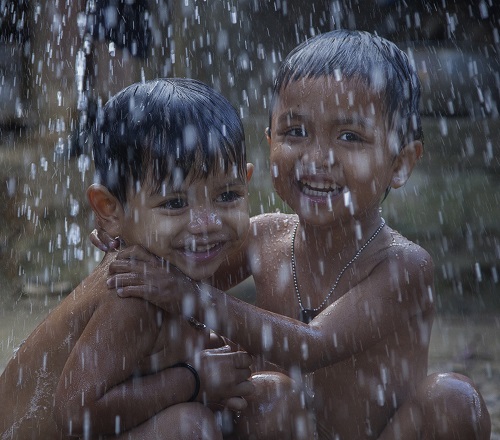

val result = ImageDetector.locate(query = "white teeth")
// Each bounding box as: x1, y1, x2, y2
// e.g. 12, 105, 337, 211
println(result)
187, 242, 218, 253
300, 179, 342, 197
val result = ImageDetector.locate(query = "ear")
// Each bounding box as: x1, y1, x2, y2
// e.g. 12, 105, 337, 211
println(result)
87, 184, 124, 238
390, 141, 423, 189
246, 163, 254, 182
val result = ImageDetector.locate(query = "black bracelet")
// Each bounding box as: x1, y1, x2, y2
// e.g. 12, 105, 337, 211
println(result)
170, 362, 200, 402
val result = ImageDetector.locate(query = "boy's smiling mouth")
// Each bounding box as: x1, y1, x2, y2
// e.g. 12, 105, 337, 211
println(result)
179, 240, 226, 263
186, 242, 219, 253
298, 178, 344, 198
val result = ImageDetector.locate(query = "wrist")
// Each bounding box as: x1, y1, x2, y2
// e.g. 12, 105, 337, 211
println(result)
170, 362, 200, 402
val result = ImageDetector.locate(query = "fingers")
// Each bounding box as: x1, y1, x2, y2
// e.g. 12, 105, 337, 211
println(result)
224, 397, 248, 412
234, 380, 255, 398
202, 348, 253, 370
113, 245, 159, 263
108, 259, 146, 275
90, 229, 109, 252
107, 271, 150, 289
232, 351, 253, 369
107, 270, 158, 295
89, 229, 119, 252
115, 285, 157, 299
205, 344, 232, 354
108, 254, 166, 276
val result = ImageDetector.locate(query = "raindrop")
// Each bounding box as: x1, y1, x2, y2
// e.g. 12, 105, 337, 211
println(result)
438, 118, 448, 136
29, 163, 36, 180
69, 198, 80, 217
479, 1, 489, 19
6, 177, 16, 197
355, 222, 362, 241
343, 190, 351, 207
301, 341, 309, 360
261, 323, 273, 350
40, 157, 48, 172
484, 140, 493, 165
115, 416, 121, 435
42, 352, 47, 372
474, 263, 482, 282
67, 223, 81, 246
230, 6, 237, 24
272, 164, 279, 178
327, 195, 332, 211
108, 42, 116, 57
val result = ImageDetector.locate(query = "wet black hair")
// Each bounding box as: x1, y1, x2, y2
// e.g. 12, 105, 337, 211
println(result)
269, 30, 423, 150
92, 78, 246, 205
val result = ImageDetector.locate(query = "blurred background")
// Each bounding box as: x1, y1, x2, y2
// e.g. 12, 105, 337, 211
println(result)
0, 0, 499, 435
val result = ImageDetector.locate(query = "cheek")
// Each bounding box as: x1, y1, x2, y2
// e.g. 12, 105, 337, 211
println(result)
351, 155, 373, 181
348, 150, 389, 183
235, 212, 251, 238
271, 152, 298, 184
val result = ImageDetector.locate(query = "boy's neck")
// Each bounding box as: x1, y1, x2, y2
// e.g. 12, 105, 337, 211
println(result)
296, 212, 385, 257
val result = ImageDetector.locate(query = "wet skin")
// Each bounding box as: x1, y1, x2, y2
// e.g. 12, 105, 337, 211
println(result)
0, 169, 254, 439
213, 76, 435, 438
106, 76, 435, 439
117, 167, 252, 281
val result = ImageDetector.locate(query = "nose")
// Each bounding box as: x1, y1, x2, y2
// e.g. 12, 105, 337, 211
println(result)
302, 138, 335, 173
187, 207, 223, 234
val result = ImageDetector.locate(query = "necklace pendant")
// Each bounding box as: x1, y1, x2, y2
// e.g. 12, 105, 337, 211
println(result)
300, 308, 318, 324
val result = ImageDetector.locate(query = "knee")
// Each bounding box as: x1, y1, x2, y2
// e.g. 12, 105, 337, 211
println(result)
416, 372, 491, 440
233, 372, 314, 440
166, 403, 223, 440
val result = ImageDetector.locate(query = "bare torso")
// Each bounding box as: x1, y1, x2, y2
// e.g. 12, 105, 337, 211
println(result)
0, 253, 208, 439
248, 213, 433, 439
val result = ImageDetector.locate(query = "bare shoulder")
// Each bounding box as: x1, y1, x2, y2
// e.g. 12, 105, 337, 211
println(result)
384, 227, 434, 277
250, 212, 298, 239
371, 226, 435, 306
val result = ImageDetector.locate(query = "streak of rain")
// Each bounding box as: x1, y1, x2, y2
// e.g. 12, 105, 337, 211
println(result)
0, 0, 499, 437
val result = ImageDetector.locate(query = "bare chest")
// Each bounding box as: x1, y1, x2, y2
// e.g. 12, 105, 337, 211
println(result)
253, 243, 367, 321
137, 316, 210, 374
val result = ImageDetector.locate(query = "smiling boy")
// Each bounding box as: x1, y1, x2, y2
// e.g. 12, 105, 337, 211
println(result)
0, 78, 255, 440
104, 32, 491, 439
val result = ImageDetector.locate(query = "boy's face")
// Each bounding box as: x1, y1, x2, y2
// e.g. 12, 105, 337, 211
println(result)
269, 76, 400, 226
118, 165, 252, 281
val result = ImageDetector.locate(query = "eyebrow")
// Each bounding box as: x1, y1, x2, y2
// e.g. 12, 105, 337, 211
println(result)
276, 111, 375, 129
150, 175, 246, 196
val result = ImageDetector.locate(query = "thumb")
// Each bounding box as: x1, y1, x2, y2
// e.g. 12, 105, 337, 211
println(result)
207, 344, 232, 354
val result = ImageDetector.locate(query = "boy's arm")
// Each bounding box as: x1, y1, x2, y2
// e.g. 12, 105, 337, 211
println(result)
54, 297, 180, 435
202, 247, 435, 372
54, 297, 253, 436
109, 245, 434, 374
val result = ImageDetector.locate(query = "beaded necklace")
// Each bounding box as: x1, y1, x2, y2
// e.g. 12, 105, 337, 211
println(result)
291, 219, 386, 323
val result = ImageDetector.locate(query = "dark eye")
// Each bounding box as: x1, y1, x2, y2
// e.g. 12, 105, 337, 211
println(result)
217, 191, 242, 203
163, 197, 188, 209
285, 126, 307, 137
339, 132, 361, 142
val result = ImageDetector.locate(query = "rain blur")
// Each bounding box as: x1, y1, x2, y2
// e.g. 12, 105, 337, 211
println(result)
0, 0, 499, 437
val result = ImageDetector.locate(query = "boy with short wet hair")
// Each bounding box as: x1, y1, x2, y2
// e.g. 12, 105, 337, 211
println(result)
0, 78, 255, 440
105, 31, 491, 439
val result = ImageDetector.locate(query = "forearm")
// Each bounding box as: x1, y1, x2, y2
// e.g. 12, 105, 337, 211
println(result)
56, 366, 197, 436
196, 284, 330, 372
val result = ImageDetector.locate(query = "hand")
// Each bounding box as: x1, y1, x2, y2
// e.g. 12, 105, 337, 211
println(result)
107, 245, 199, 316
195, 345, 254, 411
90, 228, 120, 252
